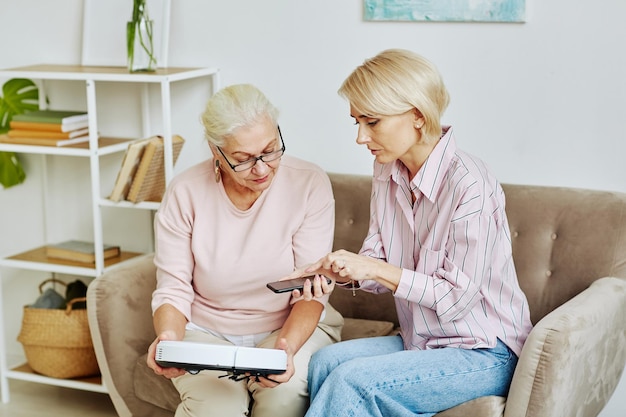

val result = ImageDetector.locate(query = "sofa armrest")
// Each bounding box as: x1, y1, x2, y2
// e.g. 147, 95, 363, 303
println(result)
87, 254, 158, 417
504, 277, 626, 417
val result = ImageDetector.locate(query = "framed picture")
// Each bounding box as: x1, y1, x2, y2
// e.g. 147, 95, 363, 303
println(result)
81, 0, 171, 67
364, 0, 526, 23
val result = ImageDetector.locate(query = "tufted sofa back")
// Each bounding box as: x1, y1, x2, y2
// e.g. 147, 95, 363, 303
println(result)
328, 173, 399, 326
503, 183, 626, 324
327, 173, 626, 326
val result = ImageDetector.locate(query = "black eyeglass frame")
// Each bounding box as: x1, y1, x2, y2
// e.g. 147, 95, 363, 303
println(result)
216, 125, 286, 172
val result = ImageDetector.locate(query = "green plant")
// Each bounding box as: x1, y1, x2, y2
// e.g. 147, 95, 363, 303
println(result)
0, 78, 39, 188
127, 0, 157, 72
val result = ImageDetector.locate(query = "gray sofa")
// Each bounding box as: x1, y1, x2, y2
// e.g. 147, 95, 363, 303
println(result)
87, 172, 626, 417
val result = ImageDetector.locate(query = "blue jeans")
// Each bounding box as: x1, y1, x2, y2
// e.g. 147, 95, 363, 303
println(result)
306, 335, 517, 417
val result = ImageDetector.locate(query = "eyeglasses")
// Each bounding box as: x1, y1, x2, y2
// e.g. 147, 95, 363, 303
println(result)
217, 126, 286, 172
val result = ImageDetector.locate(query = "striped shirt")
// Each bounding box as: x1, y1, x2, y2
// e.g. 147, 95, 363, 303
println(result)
359, 126, 532, 356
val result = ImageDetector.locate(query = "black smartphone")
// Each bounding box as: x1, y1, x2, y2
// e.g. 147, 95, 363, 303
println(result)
266, 276, 332, 293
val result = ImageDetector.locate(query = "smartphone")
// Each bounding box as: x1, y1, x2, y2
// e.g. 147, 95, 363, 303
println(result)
266, 276, 332, 293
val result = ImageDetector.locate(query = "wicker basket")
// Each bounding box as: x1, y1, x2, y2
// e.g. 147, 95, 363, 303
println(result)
17, 279, 100, 379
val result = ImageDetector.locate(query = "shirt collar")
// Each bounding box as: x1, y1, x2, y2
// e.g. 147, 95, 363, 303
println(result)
374, 126, 457, 203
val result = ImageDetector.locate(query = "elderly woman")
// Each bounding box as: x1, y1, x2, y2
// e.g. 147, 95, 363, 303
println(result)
146, 84, 343, 417
297, 49, 533, 417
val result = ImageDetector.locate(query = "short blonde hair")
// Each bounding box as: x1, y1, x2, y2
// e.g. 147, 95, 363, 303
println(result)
338, 49, 450, 143
201, 84, 279, 147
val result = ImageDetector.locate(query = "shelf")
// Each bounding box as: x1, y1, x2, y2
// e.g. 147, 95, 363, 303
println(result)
6, 363, 107, 394
0, 136, 137, 156
0, 63, 218, 404
0, 247, 145, 277
0, 64, 219, 83
99, 198, 161, 211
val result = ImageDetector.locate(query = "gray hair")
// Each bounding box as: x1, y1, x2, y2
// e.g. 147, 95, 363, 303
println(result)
201, 84, 279, 146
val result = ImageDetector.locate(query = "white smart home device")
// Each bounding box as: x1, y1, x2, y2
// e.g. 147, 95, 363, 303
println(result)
155, 341, 287, 377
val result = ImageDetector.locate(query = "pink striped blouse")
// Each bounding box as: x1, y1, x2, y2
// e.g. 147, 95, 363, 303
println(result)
359, 126, 533, 356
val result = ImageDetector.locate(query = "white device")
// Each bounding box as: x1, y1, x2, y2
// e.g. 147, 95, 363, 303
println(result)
155, 341, 287, 377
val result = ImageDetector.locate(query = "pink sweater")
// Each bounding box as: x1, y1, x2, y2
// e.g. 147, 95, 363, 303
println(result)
152, 155, 335, 335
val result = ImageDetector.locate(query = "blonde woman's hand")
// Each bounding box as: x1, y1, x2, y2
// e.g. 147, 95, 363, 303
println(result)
305, 250, 400, 292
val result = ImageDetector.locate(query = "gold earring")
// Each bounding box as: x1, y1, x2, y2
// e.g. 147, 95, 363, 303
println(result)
214, 159, 221, 183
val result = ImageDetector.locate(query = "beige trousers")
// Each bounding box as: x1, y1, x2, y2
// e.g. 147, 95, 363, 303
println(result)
172, 324, 338, 417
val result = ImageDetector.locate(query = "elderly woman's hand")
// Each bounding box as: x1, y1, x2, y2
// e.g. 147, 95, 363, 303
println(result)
146, 333, 186, 379
280, 267, 336, 301
291, 274, 336, 301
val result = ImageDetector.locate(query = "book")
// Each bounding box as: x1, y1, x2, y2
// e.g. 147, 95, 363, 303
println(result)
108, 137, 154, 202
127, 135, 185, 203
8, 127, 89, 139
12, 109, 88, 125
0, 134, 90, 147
45, 240, 121, 263
9, 119, 89, 133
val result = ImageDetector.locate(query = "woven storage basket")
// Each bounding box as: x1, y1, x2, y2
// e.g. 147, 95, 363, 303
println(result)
17, 279, 100, 379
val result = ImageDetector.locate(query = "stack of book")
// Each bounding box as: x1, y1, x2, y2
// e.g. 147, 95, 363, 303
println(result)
2, 110, 90, 147
109, 135, 185, 203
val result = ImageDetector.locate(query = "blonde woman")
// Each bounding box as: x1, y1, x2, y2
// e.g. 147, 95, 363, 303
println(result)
301, 50, 533, 417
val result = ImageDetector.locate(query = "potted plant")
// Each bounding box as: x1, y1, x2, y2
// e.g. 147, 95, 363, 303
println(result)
0, 78, 39, 188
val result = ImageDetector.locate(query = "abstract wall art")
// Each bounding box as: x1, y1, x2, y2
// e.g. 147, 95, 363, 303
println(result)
364, 0, 526, 23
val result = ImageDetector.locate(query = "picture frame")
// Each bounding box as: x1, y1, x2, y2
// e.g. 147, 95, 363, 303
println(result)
364, 0, 526, 23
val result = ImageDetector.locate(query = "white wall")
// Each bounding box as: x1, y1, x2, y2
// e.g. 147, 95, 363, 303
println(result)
1, 0, 625, 415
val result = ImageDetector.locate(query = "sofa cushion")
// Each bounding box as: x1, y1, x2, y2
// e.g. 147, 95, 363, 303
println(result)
435, 396, 505, 417
134, 354, 179, 412
341, 318, 396, 341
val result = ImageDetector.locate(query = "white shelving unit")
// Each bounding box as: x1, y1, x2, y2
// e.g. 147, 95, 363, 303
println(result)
0, 64, 219, 402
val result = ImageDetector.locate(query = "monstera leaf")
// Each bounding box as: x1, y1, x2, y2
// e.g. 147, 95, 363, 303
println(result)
0, 78, 39, 188
0, 152, 26, 188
